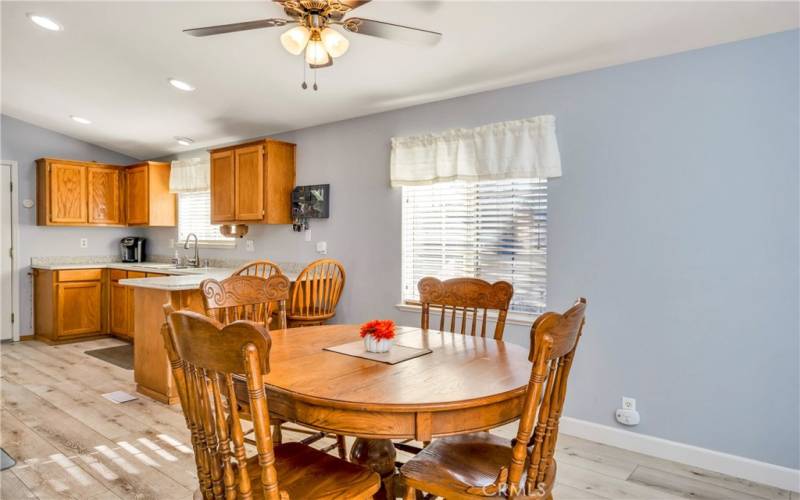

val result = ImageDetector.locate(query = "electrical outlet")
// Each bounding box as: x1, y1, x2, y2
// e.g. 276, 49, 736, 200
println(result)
316, 241, 327, 254
616, 397, 640, 426
80, 238, 88, 248
245, 240, 255, 252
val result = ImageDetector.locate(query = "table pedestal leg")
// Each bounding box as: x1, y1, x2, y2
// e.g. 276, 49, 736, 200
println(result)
350, 438, 397, 499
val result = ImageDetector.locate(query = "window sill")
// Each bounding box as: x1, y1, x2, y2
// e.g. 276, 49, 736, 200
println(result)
394, 303, 537, 327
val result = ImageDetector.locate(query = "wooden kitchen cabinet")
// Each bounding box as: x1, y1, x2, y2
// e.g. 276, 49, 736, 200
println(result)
88, 165, 123, 224
110, 281, 129, 336
210, 150, 235, 221
37, 158, 175, 227
34, 268, 106, 343
109, 270, 146, 341
37, 159, 91, 225
210, 139, 295, 224
125, 162, 176, 226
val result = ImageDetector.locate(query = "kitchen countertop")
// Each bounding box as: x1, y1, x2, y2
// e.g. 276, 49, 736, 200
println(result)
31, 261, 300, 291
121, 269, 301, 291
31, 261, 221, 275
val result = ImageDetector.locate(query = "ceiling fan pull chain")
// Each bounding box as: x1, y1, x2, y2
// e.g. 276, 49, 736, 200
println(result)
313, 68, 318, 91
301, 58, 308, 90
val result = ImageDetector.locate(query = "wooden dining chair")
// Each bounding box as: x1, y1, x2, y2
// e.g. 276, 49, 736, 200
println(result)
200, 273, 344, 455
200, 274, 288, 330
418, 277, 514, 340
163, 310, 381, 500
233, 259, 283, 279
400, 298, 587, 500
288, 258, 346, 327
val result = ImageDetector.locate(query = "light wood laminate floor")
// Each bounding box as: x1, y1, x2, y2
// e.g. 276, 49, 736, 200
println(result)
0, 338, 793, 500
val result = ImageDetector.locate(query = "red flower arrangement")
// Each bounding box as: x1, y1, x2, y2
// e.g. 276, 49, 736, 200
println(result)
359, 320, 396, 341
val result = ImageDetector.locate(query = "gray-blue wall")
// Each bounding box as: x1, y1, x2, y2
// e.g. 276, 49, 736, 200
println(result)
6, 30, 799, 468
0, 114, 143, 334
150, 30, 800, 468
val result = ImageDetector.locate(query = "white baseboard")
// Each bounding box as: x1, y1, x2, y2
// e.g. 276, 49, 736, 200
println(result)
559, 417, 800, 493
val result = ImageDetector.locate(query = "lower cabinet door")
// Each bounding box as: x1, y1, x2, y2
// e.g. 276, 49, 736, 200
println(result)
126, 287, 136, 340
56, 281, 102, 337
110, 282, 129, 335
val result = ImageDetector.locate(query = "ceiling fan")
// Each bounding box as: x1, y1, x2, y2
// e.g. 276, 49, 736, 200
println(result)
184, 0, 442, 88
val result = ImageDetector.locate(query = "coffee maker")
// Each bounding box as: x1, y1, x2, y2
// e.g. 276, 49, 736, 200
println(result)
120, 237, 146, 263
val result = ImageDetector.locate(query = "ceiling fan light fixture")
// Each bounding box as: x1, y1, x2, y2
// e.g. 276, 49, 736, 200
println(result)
305, 39, 330, 66
320, 28, 349, 58
280, 26, 311, 55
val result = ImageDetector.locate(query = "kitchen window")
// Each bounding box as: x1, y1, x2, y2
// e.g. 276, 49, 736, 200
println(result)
178, 191, 234, 246
401, 178, 547, 315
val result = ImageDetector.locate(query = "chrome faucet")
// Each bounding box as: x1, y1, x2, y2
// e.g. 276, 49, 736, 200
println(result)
184, 233, 200, 267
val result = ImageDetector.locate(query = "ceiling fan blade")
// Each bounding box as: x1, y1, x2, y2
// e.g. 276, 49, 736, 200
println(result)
184, 18, 293, 37
342, 18, 441, 46
272, 0, 305, 18
327, 0, 372, 20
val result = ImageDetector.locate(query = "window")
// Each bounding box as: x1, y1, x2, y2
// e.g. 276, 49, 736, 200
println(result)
178, 191, 234, 245
401, 179, 547, 315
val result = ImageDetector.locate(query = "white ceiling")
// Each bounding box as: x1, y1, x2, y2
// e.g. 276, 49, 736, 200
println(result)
2, 1, 798, 159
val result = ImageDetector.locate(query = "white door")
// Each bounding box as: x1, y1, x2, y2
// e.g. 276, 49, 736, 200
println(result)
0, 161, 15, 340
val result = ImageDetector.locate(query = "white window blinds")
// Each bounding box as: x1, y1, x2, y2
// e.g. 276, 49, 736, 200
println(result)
178, 192, 234, 244
402, 178, 547, 315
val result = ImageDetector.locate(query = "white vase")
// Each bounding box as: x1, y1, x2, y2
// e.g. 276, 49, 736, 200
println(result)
364, 336, 393, 353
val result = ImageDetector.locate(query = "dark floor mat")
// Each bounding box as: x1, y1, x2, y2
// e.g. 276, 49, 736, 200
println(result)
1, 448, 16, 471
84, 344, 134, 370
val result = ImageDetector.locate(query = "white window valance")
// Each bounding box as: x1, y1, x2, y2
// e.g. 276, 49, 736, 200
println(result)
390, 115, 562, 187
169, 157, 210, 193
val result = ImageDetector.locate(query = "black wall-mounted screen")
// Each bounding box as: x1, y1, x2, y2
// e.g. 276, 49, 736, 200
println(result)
292, 184, 330, 219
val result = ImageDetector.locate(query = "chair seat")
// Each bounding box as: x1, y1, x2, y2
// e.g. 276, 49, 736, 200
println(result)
400, 432, 554, 499
246, 442, 380, 500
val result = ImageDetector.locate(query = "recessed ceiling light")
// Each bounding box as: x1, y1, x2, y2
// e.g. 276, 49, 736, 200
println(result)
175, 137, 194, 146
70, 115, 91, 125
168, 78, 195, 92
27, 13, 62, 31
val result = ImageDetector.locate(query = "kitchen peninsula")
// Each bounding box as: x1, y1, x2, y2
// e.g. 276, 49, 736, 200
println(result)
121, 267, 301, 404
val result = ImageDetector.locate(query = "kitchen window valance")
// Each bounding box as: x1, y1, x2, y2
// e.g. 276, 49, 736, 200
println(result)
390, 115, 562, 187
169, 157, 210, 193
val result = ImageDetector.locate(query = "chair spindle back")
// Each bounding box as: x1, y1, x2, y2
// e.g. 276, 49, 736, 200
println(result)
233, 260, 283, 279
289, 259, 346, 323
506, 298, 587, 497
418, 277, 514, 340
201, 274, 289, 330
165, 310, 285, 500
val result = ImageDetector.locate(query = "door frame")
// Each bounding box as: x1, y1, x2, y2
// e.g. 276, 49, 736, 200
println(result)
1, 160, 20, 341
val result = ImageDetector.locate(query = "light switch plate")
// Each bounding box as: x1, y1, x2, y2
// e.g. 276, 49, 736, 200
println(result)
245, 240, 255, 252
316, 241, 327, 254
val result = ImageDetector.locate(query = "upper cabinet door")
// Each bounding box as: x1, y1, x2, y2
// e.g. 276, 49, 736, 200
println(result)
126, 165, 149, 225
211, 151, 235, 222
234, 145, 264, 221
49, 162, 87, 224
87, 166, 122, 225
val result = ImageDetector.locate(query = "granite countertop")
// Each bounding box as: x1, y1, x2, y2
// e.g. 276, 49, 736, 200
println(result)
31, 261, 220, 275
120, 268, 301, 291
31, 258, 303, 291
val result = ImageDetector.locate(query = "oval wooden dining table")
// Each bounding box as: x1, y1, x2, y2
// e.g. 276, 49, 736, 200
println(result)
243, 323, 533, 499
